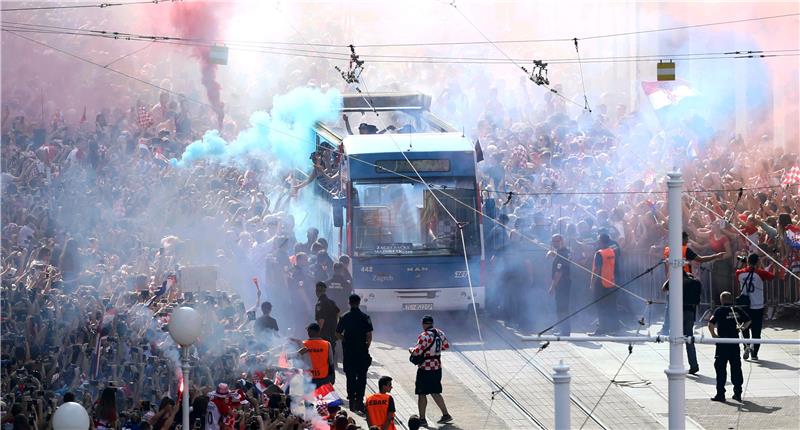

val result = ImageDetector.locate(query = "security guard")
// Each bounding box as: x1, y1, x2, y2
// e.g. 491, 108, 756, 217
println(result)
297, 322, 334, 388
315, 281, 340, 384
708, 291, 751, 402
590, 233, 620, 335
336, 293, 373, 413
365, 376, 396, 430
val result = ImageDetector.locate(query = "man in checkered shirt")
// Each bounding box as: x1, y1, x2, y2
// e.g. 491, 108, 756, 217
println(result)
408, 315, 452, 426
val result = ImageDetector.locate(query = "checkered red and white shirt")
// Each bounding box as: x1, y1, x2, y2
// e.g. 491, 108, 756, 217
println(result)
410, 328, 449, 370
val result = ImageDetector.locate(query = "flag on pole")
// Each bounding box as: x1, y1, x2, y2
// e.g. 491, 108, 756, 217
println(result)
781, 165, 800, 187
641, 80, 697, 110
474, 139, 484, 163
80, 106, 87, 124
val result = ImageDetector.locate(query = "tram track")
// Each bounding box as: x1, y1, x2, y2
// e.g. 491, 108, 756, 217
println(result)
446, 314, 609, 430
481, 318, 609, 430
450, 342, 548, 429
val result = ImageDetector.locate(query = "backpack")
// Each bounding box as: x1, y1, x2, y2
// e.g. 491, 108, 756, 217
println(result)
410, 330, 440, 365
735, 270, 755, 308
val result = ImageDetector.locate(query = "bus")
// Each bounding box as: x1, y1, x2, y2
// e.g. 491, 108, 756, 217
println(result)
314, 93, 485, 312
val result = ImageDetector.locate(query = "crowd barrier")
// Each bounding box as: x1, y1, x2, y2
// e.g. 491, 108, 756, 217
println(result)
616, 251, 800, 310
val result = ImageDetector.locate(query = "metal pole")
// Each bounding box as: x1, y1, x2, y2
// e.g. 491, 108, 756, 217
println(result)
666, 171, 685, 430
181, 347, 190, 430
552, 360, 571, 430
521, 335, 800, 345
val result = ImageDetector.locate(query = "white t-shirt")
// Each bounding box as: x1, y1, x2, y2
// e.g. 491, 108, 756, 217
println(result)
736, 268, 774, 310
206, 401, 221, 430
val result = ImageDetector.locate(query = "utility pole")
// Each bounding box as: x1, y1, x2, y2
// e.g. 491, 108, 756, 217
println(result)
665, 171, 686, 429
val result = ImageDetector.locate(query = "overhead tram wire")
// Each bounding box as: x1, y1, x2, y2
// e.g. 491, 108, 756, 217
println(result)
0, 0, 176, 12
3, 22, 798, 65
3, 10, 794, 48
573, 37, 591, 112
447, 1, 588, 111
1, 29, 214, 111
103, 40, 155, 68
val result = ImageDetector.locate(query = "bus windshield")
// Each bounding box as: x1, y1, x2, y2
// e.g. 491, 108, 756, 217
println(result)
351, 178, 479, 257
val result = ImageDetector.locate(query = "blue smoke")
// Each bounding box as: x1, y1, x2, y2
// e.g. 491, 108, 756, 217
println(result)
171, 87, 343, 169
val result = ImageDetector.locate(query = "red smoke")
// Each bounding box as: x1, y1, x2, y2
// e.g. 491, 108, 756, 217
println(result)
170, 1, 226, 129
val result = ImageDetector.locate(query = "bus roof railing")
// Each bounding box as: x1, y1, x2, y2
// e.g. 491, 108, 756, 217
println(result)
341, 93, 432, 113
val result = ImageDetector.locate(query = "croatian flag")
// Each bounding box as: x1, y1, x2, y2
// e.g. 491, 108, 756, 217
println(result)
786, 226, 800, 251
781, 165, 800, 187
641, 80, 697, 110
313, 383, 343, 408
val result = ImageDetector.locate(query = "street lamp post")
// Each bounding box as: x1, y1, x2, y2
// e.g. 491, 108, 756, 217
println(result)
52, 402, 90, 430
168, 306, 203, 430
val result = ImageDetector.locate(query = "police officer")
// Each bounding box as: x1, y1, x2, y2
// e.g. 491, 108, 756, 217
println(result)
315, 282, 340, 382
548, 234, 572, 336
296, 322, 334, 388
590, 233, 620, 335
708, 291, 751, 402
336, 294, 373, 413
365, 376, 396, 430
325, 262, 353, 310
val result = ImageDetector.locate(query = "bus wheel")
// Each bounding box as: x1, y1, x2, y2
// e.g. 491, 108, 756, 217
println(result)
467, 303, 483, 316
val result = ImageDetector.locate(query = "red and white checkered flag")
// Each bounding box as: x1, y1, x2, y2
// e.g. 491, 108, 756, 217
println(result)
137, 106, 153, 129
782, 165, 800, 187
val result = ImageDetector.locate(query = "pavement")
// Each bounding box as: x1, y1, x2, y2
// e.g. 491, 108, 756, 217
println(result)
325, 312, 799, 429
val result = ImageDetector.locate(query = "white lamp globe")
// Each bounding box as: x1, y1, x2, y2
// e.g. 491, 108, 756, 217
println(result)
168, 306, 203, 346
52, 402, 90, 430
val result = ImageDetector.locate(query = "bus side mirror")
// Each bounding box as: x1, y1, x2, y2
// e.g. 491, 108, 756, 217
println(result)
332, 197, 344, 228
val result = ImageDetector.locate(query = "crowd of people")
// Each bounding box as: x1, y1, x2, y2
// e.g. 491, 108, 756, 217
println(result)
2, 10, 799, 429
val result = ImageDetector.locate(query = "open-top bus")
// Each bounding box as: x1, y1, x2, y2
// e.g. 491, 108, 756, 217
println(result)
314, 93, 485, 312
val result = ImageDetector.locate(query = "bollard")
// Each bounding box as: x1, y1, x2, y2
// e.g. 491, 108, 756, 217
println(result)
553, 360, 571, 430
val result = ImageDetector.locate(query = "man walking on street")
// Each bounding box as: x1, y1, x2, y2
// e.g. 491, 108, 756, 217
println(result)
736, 253, 774, 360
409, 315, 452, 427
708, 291, 751, 402
336, 293, 373, 414
365, 376, 397, 430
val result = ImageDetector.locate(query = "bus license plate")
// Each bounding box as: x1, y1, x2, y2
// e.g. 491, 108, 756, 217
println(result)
403, 303, 433, 311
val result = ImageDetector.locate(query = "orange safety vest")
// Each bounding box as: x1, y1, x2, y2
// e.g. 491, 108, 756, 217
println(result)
663, 245, 691, 273
365, 393, 396, 430
593, 248, 616, 288
303, 339, 330, 379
